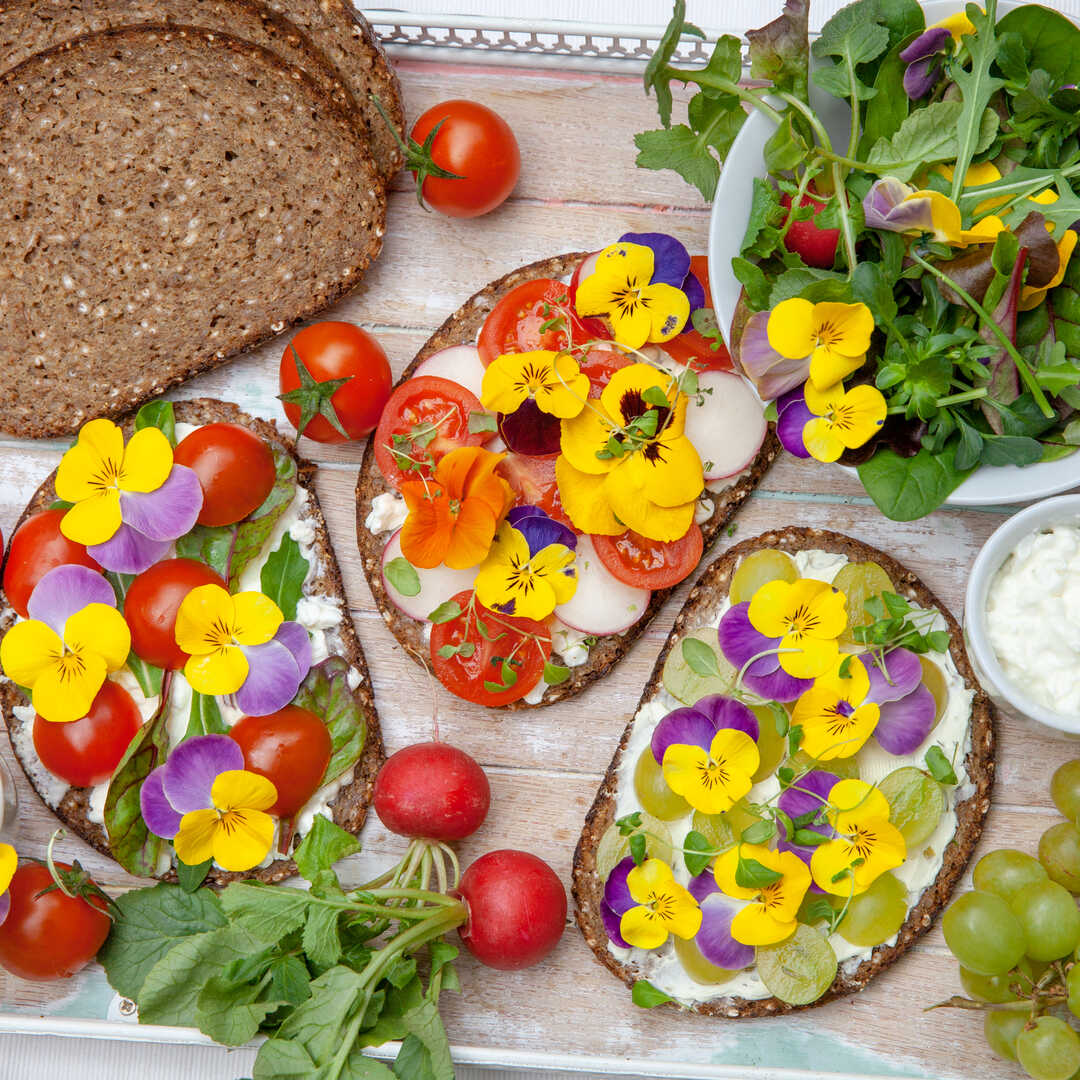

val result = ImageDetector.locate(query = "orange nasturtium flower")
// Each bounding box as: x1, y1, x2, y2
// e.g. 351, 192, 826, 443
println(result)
399, 446, 513, 570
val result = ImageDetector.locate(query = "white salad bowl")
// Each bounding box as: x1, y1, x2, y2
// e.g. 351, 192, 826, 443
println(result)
709, 0, 1080, 506
965, 494, 1080, 736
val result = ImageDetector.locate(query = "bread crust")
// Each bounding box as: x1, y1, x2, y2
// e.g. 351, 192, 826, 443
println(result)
354, 253, 781, 710
0, 399, 384, 885
571, 527, 995, 1017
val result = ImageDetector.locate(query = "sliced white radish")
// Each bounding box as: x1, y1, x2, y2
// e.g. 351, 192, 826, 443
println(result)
684, 370, 767, 479
413, 345, 486, 401
555, 535, 651, 636
569, 251, 599, 294
382, 531, 475, 623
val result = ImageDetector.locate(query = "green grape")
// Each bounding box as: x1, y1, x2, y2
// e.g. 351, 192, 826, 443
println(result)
919, 656, 948, 731
751, 705, 786, 783
1016, 1016, 1080, 1080
942, 890, 1026, 975
662, 627, 737, 706
1039, 822, 1080, 893
961, 957, 1040, 1003
797, 891, 839, 924
756, 923, 838, 1006
973, 848, 1049, 903
634, 747, 691, 821
877, 767, 944, 847
832, 561, 894, 647
729, 549, 798, 605
723, 799, 765, 840
1068, 964, 1080, 1018
1052, 760, 1080, 823
836, 871, 907, 947
672, 934, 739, 984
594, 815, 675, 879
984, 1009, 1027, 1062
1010, 880, 1080, 961
790, 749, 860, 781
691, 810, 737, 856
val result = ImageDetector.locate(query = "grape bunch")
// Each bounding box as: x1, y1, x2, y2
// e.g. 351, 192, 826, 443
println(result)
937, 760, 1080, 1080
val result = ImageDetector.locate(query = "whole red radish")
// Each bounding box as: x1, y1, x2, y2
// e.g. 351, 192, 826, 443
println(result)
373, 742, 490, 842
780, 190, 839, 269
456, 849, 566, 970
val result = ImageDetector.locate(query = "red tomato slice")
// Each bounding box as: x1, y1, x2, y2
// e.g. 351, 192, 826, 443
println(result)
578, 345, 632, 396
663, 256, 733, 372
430, 591, 552, 707
477, 278, 609, 368
373, 375, 494, 488
592, 526, 704, 590
496, 454, 573, 529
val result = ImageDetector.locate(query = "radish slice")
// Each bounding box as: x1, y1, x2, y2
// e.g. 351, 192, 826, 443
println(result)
414, 345, 486, 401
382, 531, 476, 622
684, 370, 767, 478
555, 536, 651, 636
570, 251, 599, 294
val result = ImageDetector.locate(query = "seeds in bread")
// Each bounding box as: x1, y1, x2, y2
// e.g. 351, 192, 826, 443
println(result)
572, 527, 995, 1016
0, 26, 386, 439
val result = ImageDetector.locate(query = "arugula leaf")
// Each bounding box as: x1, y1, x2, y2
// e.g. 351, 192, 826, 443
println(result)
261, 533, 310, 621
292, 657, 368, 787
642, 0, 701, 128
867, 102, 997, 181
631, 979, 675, 1008
134, 400, 177, 445
294, 813, 362, 882
731, 257, 772, 311
183, 691, 227, 740
857, 445, 972, 521
811, 0, 890, 104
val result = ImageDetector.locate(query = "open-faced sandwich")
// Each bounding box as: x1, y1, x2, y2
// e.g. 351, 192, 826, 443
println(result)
0, 399, 382, 884
356, 235, 780, 709
573, 527, 994, 1015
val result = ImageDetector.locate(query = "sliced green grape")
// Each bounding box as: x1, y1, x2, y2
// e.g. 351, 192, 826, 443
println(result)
756, 923, 838, 1006
662, 628, 737, 706
729, 549, 798, 605
1052, 759, 1080, 824
791, 750, 860, 781
672, 934, 739, 984
833, 561, 894, 647
594, 815, 675, 879
919, 656, 948, 731
877, 767, 944, 848
984, 1009, 1027, 1062
751, 705, 786, 783
1016, 1016, 1080, 1080
634, 746, 691, 822
691, 810, 737, 856
973, 848, 1049, 903
1039, 822, 1080, 893
1068, 963, 1080, 1018
961, 957, 1039, 1003
1010, 879, 1080, 961
942, 890, 1026, 975
836, 871, 907, 947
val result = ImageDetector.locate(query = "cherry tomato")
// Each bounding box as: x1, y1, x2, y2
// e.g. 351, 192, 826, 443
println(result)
174, 424, 277, 527
477, 278, 609, 369
660, 256, 733, 372
410, 100, 520, 218
2, 509, 101, 618
592, 526, 703, 591
456, 849, 566, 970
373, 376, 493, 488
32, 680, 142, 788
230, 706, 332, 818
429, 591, 551, 707
578, 345, 632, 396
781, 190, 840, 269
495, 455, 573, 529
0, 862, 111, 980
279, 322, 393, 443
125, 558, 225, 669
373, 742, 490, 842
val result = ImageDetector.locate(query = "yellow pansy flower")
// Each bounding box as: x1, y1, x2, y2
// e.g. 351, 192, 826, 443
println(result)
801, 381, 887, 464
661, 727, 760, 815
619, 858, 702, 949
791, 657, 881, 760
713, 845, 812, 946
174, 770, 278, 873
557, 363, 703, 541
811, 779, 906, 896
575, 243, 690, 349
481, 349, 588, 419
767, 300, 875, 390
747, 577, 847, 680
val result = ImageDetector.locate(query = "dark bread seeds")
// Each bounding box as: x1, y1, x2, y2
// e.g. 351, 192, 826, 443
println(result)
0, 399, 384, 886
355, 254, 781, 710
0, 26, 386, 439
572, 527, 995, 1016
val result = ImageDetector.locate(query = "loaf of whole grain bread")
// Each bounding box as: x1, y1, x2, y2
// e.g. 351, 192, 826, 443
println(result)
0, 26, 386, 439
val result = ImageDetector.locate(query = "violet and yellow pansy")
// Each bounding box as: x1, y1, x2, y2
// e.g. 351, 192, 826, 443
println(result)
775, 383, 886, 464
791, 656, 881, 760
713, 844, 812, 946
766, 299, 874, 391
746, 577, 847, 680
480, 349, 588, 420
603, 856, 702, 950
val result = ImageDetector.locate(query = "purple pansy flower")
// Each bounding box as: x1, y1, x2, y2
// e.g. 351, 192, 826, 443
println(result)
230, 620, 313, 717
859, 648, 938, 755
506, 504, 577, 555
862, 177, 937, 236
602, 855, 637, 947
686, 871, 755, 970
899, 26, 953, 98
775, 386, 814, 459
651, 695, 759, 766
717, 605, 814, 702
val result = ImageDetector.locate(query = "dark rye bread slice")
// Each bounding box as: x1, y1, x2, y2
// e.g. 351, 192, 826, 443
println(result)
572, 527, 995, 1017
0, 26, 386, 439
0, 399, 385, 886
355, 254, 781, 710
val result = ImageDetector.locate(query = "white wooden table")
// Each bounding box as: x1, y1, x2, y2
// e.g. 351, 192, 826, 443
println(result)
0, 53, 1073, 1080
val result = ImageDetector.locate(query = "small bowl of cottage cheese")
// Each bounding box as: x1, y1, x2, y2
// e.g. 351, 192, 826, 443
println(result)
966, 495, 1080, 736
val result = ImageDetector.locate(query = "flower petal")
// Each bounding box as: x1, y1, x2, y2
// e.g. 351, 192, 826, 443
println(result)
140, 766, 184, 839
0, 619, 64, 688
62, 489, 123, 547
55, 419, 124, 504
175, 585, 234, 656
31, 650, 107, 724
618, 430, 704, 509
575, 242, 655, 318
27, 565, 113, 637
698, 894, 757, 967
643, 283, 691, 343
863, 177, 919, 231
211, 808, 276, 872
718, 603, 780, 671
605, 470, 696, 542
174, 808, 220, 867
212, 769, 278, 813
535, 353, 589, 419
713, 844, 769, 901
874, 684, 937, 755
776, 392, 813, 458
64, 604, 131, 673
808, 345, 866, 391
118, 426, 174, 493
273, 622, 312, 685
687, 870, 720, 904
507, 506, 577, 555
903, 55, 943, 99
163, 734, 243, 814
444, 499, 500, 570
625, 857, 675, 903
231, 592, 284, 647
861, 648, 923, 705
559, 408, 616, 477
802, 417, 846, 463
899, 25, 952, 63
480, 354, 531, 415
87, 523, 172, 574
735, 311, 811, 399
618, 231, 691, 289
604, 856, 637, 915
731, 904, 798, 946
602, 899, 629, 947
777, 769, 839, 822
767, 298, 817, 360
697, 695, 760, 741
619, 904, 671, 949
118, 464, 203, 541
184, 645, 249, 697
0, 842, 16, 897
554, 458, 623, 535
399, 492, 454, 569
651, 707, 719, 763
235, 639, 303, 717
0, 892, 8, 929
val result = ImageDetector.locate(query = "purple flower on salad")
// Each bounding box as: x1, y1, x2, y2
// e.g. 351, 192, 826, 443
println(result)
899, 26, 953, 98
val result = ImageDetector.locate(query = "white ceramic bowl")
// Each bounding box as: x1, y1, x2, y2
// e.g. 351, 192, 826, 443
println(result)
965, 495, 1080, 736
709, 0, 1080, 506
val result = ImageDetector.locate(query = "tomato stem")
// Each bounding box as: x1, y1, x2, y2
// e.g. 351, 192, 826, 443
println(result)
277, 346, 350, 441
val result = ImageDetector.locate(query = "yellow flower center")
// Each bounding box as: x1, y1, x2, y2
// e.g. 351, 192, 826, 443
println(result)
514, 359, 555, 396
758, 880, 787, 912
695, 755, 732, 791
641, 888, 679, 925
611, 273, 650, 317
204, 616, 237, 650
52, 648, 89, 684
783, 603, 821, 640
821, 399, 861, 432
842, 824, 879, 862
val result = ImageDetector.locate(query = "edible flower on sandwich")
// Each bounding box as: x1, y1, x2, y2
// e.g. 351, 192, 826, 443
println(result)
713, 843, 812, 945
480, 349, 588, 419
791, 656, 881, 760
603, 856, 702, 949
0, 843, 15, 927
0, 565, 130, 724
55, 418, 203, 574
140, 735, 278, 872
746, 577, 848, 679
683, 872, 755, 969
766, 299, 874, 390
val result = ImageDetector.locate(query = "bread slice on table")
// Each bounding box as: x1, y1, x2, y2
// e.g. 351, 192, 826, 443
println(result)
355, 254, 781, 710
573, 527, 995, 1016
0, 25, 386, 439
0, 399, 384, 885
